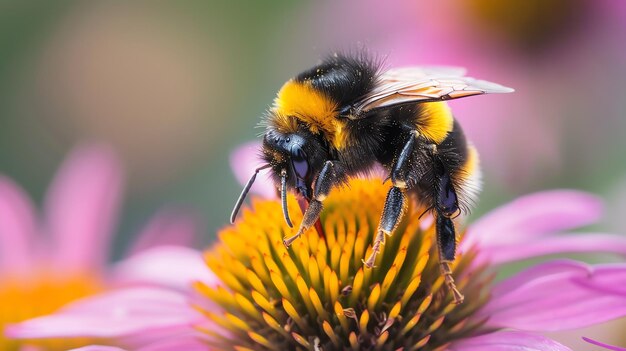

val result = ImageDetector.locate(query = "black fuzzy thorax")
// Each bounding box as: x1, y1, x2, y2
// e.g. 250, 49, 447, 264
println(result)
264, 53, 471, 211
292, 54, 384, 176
295, 53, 379, 109
293, 54, 469, 179
337, 102, 470, 211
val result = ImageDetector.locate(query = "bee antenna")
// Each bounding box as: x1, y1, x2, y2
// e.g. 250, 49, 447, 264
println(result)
418, 206, 434, 220
281, 169, 294, 228
230, 164, 272, 224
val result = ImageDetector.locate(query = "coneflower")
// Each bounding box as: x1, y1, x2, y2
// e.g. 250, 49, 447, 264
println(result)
0, 145, 202, 351
7, 177, 626, 350
198, 178, 489, 350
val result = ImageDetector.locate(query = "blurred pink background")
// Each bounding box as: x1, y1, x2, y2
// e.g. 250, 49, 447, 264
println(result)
0, 1, 625, 348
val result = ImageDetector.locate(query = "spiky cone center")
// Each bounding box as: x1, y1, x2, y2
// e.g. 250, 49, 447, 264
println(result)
197, 178, 491, 351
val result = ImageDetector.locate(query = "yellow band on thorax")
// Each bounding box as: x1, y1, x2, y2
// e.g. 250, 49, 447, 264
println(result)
273, 80, 346, 149
417, 102, 454, 144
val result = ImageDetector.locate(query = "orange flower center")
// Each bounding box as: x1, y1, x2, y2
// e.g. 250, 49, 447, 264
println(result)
196, 178, 491, 350
0, 271, 102, 350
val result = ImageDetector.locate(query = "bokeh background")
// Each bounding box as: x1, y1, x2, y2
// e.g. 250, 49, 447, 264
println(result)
1, 0, 625, 348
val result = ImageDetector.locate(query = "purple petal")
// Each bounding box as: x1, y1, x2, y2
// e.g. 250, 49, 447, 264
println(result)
481, 260, 626, 331
0, 176, 37, 272
111, 246, 218, 291
583, 337, 626, 351
450, 331, 572, 351
480, 233, 626, 266
127, 208, 201, 256
5, 287, 201, 342
44, 144, 124, 271
464, 190, 603, 250
230, 140, 276, 199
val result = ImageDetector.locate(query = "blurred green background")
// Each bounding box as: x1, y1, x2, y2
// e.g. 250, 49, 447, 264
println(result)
1, 0, 626, 244
1, 0, 625, 348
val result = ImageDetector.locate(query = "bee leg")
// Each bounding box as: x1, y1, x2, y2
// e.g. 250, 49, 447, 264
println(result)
436, 211, 464, 304
390, 130, 416, 188
431, 156, 464, 304
295, 197, 326, 239
364, 131, 415, 268
363, 186, 407, 268
283, 161, 343, 247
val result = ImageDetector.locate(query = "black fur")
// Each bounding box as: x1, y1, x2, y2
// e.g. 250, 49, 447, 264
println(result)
259, 54, 474, 264
263, 54, 472, 211
295, 53, 380, 111
227, 53, 498, 305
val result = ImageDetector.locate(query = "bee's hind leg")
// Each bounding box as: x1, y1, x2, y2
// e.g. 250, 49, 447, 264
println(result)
430, 152, 464, 304
364, 131, 416, 268
283, 160, 345, 247
436, 211, 464, 304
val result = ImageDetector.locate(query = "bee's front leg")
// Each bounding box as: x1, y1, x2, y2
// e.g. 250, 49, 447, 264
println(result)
283, 160, 344, 247
364, 131, 416, 268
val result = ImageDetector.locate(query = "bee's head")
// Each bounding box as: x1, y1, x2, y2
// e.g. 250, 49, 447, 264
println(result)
229, 125, 328, 227
261, 127, 328, 200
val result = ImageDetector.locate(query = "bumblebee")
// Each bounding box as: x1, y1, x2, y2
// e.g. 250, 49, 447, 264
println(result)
231, 53, 513, 303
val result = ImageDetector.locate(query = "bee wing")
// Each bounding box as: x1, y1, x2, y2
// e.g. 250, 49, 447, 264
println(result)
382, 66, 468, 80
350, 67, 514, 118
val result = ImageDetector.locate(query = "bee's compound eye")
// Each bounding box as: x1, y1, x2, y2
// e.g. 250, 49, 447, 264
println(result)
292, 148, 309, 179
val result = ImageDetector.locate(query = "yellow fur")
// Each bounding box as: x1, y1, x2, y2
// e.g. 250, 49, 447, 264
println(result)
462, 145, 479, 177
273, 80, 346, 149
457, 145, 482, 205
417, 102, 454, 143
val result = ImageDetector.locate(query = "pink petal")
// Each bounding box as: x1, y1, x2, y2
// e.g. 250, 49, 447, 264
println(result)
583, 337, 626, 351
464, 190, 603, 250
127, 208, 201, 256
44, 144, 124, 271
479, 233, 626, 266
230, 141, 276, 199
17, 346, 44, 351
112, 246, 218, 291
450, 331, 572, 351
69, 347, 127, 351
137, 335, 209, 351
5, 287, 201, 342
0, 176, 37, 272
69, 337, 210, 351
489, 259, 589, 297
571, 263, 626, 296
481, 260, 626, 331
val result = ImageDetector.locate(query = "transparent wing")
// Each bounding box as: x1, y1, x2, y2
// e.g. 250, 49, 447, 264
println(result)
382, 66, 468, 80
349, 66, 514, 118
